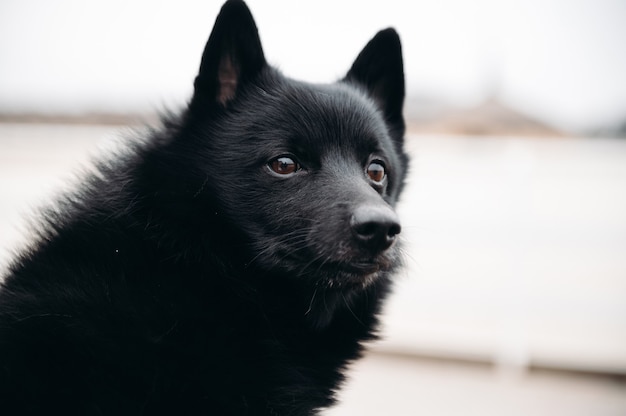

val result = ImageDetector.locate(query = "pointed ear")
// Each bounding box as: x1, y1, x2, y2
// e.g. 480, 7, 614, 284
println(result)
192, 0, 266, 108
345, 29, 405, 132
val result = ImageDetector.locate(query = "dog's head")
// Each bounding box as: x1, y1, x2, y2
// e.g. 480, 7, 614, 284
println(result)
175, 0, 407, 295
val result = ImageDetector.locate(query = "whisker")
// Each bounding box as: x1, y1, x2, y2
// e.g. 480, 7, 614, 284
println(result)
304, 287, 318, 316
245, 230, 311, 267
341, 292, 366, 328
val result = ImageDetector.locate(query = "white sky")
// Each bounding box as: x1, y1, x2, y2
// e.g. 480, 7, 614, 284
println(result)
0, 0, 625, 133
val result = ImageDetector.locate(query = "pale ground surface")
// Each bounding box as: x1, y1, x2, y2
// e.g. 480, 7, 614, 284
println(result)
326, 352, 626, 416
1, 122, 625, 415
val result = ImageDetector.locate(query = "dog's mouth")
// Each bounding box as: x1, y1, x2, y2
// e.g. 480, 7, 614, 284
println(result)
311, 256, 396, 289
252, 235, 400, 289
340, 261, 381, 275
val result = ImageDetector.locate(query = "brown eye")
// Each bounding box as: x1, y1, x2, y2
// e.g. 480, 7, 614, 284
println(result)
269, 156, 300, 175
367, 161, 386, 183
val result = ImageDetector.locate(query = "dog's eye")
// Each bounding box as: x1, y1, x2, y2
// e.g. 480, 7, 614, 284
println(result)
268, 156, 300, 175
366, 161, 386, 183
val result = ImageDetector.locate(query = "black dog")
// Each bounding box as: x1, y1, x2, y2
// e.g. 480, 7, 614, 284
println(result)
0, 1, 408, 414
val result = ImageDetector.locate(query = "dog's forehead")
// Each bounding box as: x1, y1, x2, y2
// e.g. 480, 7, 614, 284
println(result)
279, 82, 390, 141
296, 82, 378, 119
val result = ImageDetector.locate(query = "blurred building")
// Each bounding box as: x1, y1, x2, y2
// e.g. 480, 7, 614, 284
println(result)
406, 98, 563, 137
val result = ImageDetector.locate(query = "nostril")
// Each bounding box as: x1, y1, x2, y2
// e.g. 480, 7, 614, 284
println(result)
387, 223, 401, 238
354, 222, 379, 238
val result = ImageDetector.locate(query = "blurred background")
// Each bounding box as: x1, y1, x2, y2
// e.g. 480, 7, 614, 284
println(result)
1, 0, 625, 415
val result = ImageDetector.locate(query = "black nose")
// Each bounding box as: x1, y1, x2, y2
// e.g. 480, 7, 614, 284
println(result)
350, 205, 401, 253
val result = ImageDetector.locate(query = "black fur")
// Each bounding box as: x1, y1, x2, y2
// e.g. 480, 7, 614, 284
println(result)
0, 1, 408, 414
